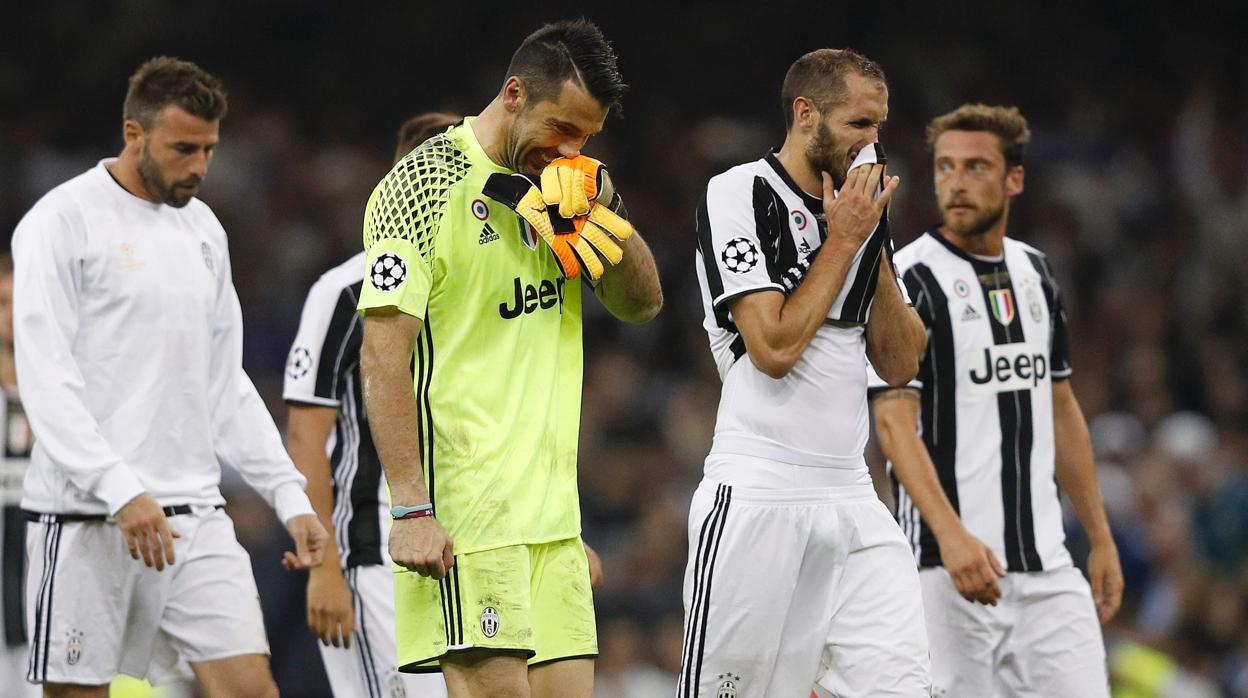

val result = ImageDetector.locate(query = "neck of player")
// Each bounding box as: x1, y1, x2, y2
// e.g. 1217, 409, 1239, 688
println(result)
775, 136, 823, 200
472, 98, 510, 170
938, 212, 1009, 258
108, 149, 161, 204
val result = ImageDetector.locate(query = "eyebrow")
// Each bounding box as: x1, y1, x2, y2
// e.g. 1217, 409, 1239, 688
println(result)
549, 118, 600, 138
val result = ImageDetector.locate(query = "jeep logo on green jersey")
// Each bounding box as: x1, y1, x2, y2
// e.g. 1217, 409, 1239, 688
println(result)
499, 276, 566, 319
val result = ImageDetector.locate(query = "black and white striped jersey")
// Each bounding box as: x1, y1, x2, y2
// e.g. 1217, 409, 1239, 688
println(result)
283, 252, 386, 568
871, 228, 1073, 572
695, 149, 902, 468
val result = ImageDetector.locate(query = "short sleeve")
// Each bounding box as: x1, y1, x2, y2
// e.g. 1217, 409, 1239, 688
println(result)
696, 173, 784, 310
1050, 283, 1072, 380
284, 275, 360, 406
357, 137, 469, 319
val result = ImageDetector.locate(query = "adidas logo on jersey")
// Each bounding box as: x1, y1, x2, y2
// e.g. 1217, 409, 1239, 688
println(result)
479, 223, 500, 245
961, 305, 981, 322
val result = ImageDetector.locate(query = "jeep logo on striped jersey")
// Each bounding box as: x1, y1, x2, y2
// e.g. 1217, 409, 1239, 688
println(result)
480, 607, 499, 638
969, 343, 1048, 392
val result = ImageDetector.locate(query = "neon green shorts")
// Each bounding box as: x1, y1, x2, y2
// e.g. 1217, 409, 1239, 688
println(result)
395, 537, 598, 672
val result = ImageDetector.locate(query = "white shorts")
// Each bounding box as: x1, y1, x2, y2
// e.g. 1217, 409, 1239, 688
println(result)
319, 563, 447, 698
920, 565, 1109, 697
23, 507, 268, 687
678, 461, 930, 698
3, 641, 41, 697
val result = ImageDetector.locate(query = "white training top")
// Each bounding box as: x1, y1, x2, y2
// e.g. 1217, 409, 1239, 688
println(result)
12, 159, 313, 522
695, 146, 904, 470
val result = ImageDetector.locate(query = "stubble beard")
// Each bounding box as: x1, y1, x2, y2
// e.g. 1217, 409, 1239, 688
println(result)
945, 199, 1006, 239
806, 122, 848, 190
138, 145, 196, 208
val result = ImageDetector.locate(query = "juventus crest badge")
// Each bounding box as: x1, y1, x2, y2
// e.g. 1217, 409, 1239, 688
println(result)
480, 606, 499, 638
716, 672, 741, 698
66, 628, 83, 665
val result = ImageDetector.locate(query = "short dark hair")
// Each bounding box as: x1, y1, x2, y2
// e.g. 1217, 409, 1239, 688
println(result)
926, 104, 1031, 168
0, 254, 11, 278
505, 19, 626, 111
781, 48, 887, 130
123, 56, 228, 130
394, 112, 461, 163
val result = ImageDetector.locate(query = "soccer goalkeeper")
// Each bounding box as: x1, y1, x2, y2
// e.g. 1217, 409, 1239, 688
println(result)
356, 19, 662, 698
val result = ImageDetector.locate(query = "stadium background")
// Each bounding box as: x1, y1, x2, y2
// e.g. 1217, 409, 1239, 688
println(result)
3, 2, 1246, 695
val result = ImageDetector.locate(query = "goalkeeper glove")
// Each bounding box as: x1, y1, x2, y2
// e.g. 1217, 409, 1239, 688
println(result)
483, 160, 633, 282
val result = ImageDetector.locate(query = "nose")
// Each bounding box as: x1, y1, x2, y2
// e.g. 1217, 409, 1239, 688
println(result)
190, 149, 212, 178
557, 136, 587, 159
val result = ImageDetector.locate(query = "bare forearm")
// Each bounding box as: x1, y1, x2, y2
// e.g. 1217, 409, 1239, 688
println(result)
289, 443, 343, 567
361, 343, 428, 505
875, 392, 963, 539
866, 259, 925, 385
1053, 384, 1113, 545
595, 230, 662, 323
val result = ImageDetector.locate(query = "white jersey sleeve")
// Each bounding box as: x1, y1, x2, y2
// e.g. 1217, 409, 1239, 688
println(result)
12, 198, 146, 514
204, 220, 313, 524
283, 259, 362, 407
701, 171, 785, 309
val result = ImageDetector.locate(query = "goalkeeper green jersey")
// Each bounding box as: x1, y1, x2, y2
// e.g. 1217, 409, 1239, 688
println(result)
357, 119, 584, 554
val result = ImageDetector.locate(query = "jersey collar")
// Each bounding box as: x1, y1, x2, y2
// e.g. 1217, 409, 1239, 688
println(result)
764, 151, 823, 213
460, 117, 512, 174
925, 226, 1007, 272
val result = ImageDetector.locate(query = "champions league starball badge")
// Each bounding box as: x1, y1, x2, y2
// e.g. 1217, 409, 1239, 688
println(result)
721, 237, 759, 274
370, 253, 408, 292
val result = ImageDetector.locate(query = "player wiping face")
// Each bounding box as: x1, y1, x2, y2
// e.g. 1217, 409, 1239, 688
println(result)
806, 71, 889, 190
499, 78, 607, 177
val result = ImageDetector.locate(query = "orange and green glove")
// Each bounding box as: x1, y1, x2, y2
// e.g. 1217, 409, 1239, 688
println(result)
483, 156, 633, 282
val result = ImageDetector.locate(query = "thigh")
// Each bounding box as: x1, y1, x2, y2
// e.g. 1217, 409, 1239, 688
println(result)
1000, 568, 1109, 698
346, 565, 448, 698
916, 566, 1002, 698
158, 512, 268, 666
527, 657, 593, 698
394, 544, 535, 672
441, 650, 529, 698
815, 501, 930, 698
190, 653, 275, 698
528, 538, 596, 668
678, 482, 810, 698
25, 519, 151, 687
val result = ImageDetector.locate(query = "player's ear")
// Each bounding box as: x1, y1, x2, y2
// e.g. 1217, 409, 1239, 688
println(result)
502, 76, 526, 114
791, 96, 817, 133
122, 119, 145, 150
1006, 165, 1024, 197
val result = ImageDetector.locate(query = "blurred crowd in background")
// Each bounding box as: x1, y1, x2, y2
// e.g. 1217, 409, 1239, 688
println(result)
4, 2, 1247, 696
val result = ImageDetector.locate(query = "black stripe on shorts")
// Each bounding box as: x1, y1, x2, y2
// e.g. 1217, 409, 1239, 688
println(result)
679, 484, 732, 698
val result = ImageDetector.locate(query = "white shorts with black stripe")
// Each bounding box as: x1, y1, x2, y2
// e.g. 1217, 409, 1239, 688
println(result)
679, 458, 930, 698
318, 563, 447, 698
920, 566, 1109, 697
23, 508, 267, 687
